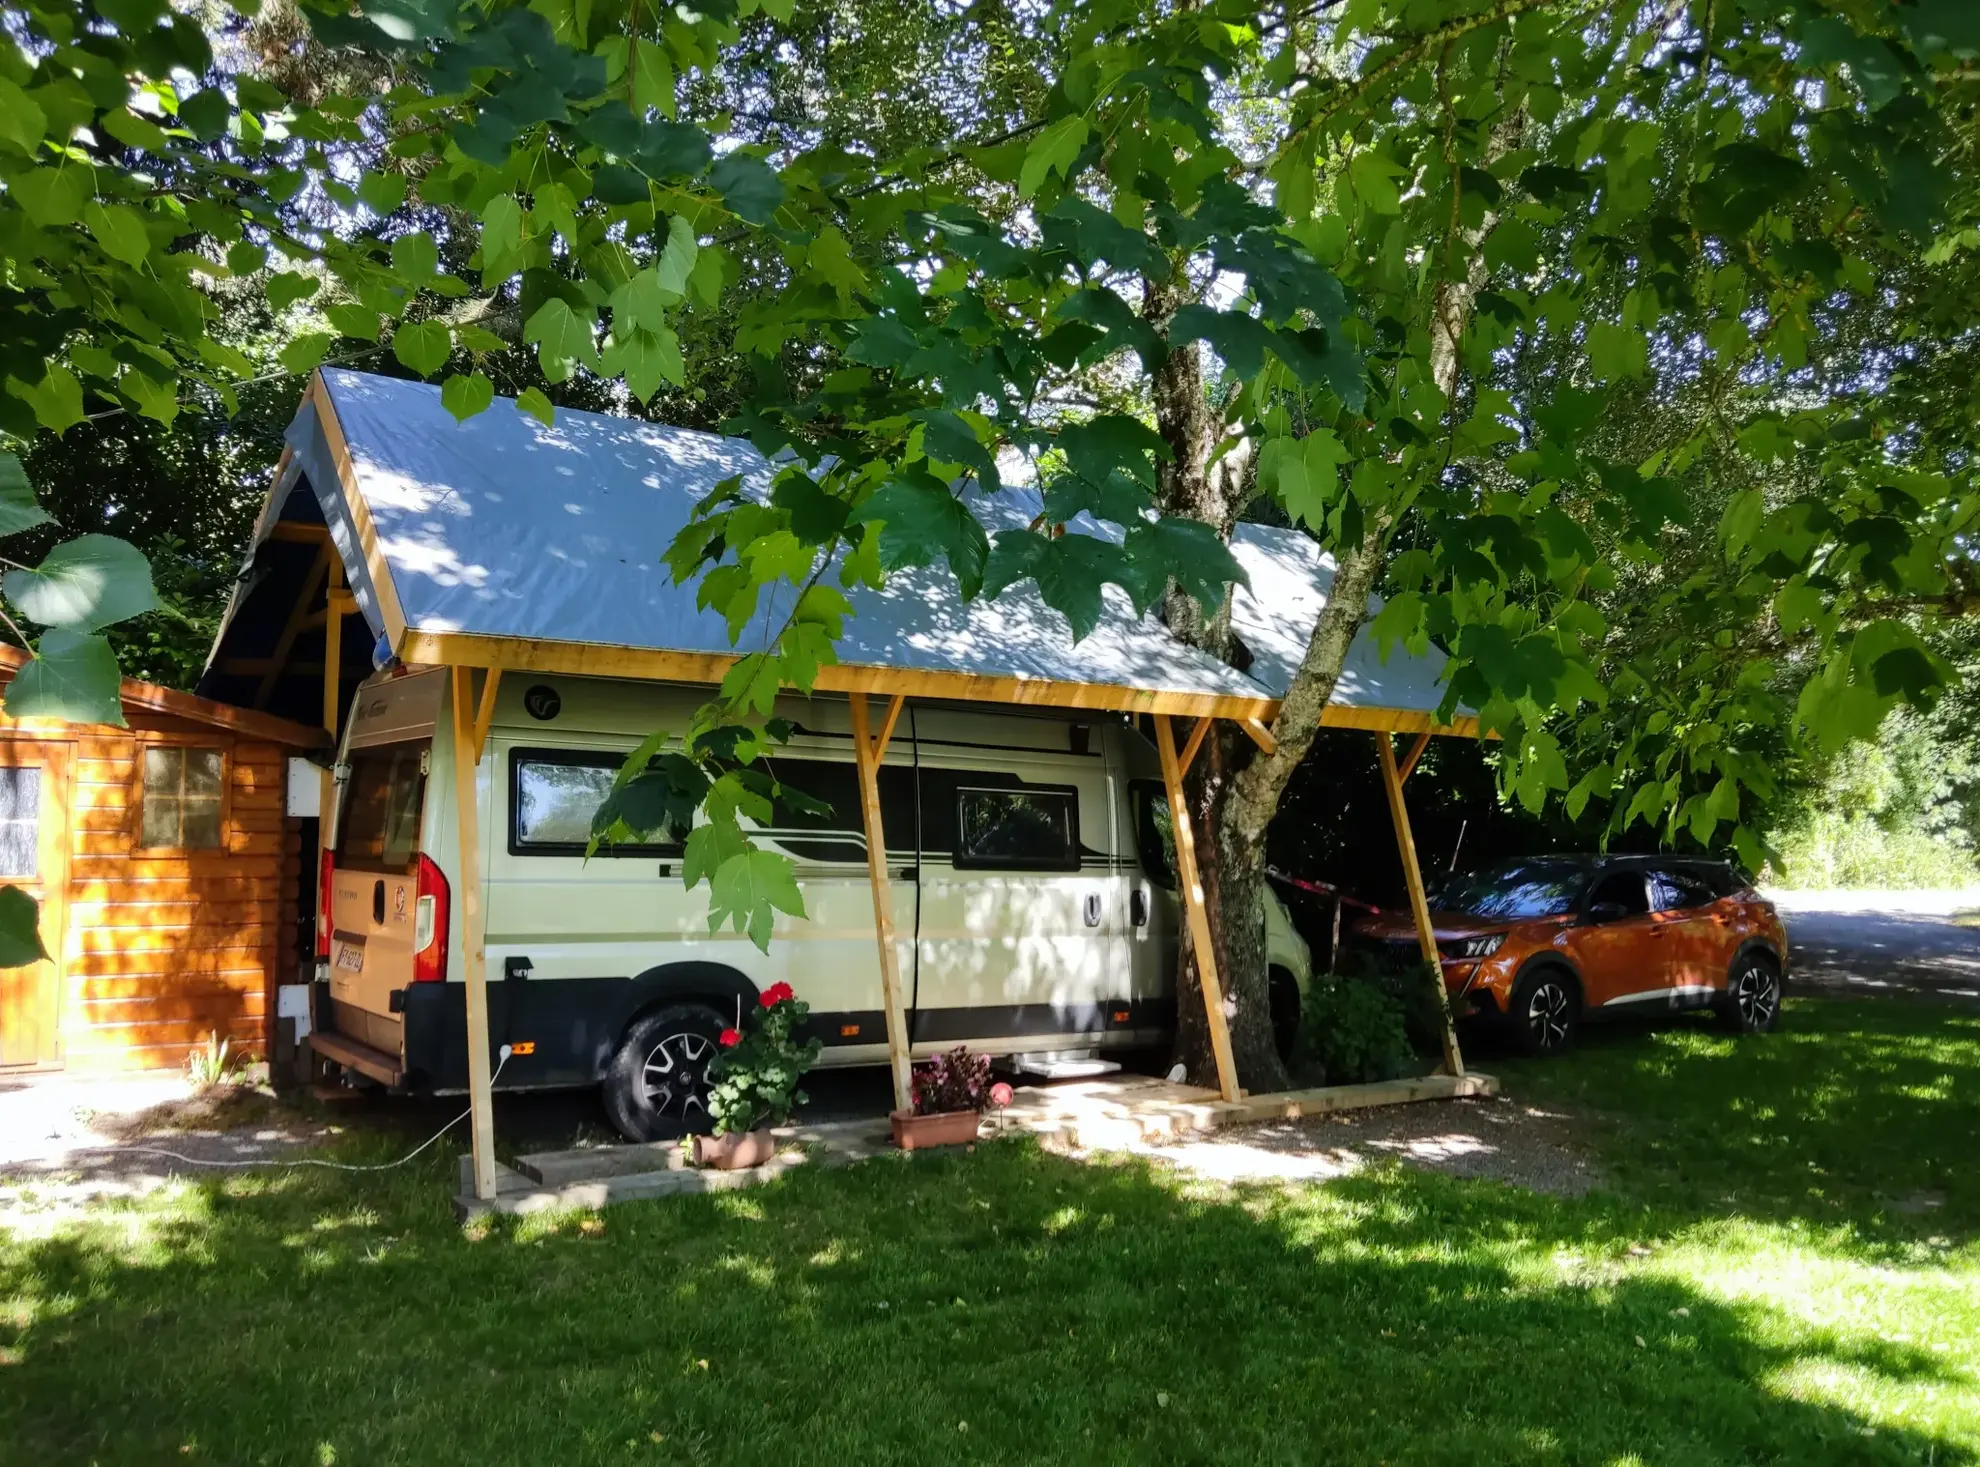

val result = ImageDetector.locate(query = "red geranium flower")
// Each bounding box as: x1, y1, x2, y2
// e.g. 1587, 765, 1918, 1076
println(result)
760, 981, 795, 1008
718, 1027, 742, 1048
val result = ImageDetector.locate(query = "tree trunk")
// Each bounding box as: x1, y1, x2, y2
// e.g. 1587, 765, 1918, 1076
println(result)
1144, 279, 1290, 1094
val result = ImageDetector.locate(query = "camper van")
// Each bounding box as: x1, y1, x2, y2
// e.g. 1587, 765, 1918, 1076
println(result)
310, 665, 1311, 1140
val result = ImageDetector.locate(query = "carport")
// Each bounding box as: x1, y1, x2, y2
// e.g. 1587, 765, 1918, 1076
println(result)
203, 369, 1478, 1202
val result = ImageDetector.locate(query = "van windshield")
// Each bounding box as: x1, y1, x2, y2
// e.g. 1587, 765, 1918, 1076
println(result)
337, 744, 427, 871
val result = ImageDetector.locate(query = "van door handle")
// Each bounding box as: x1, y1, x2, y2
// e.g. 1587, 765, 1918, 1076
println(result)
1084, 892, 1102, 927
1130, 889, 1149, 927
372, 880, 386, 923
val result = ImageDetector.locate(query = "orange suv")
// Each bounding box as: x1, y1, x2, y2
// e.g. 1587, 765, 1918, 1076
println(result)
1347, 855, 1788, 1056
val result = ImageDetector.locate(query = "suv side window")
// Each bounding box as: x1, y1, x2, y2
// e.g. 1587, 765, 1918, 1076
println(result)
1652, 866, 1719, 911
1585, 870, 1650, 916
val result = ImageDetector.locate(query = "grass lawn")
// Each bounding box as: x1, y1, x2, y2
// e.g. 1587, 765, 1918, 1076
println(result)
3, 996, 1976, 1466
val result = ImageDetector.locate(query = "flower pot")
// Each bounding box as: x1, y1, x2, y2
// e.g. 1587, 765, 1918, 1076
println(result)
692, 1128, 777, 1170
891, 1108, 981, 1151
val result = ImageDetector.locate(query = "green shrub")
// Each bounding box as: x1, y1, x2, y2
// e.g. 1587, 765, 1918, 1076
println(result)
1297, 975, 1414, 1085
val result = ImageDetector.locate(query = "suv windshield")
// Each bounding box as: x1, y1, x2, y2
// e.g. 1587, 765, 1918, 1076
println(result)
1437, 861, 1586, 920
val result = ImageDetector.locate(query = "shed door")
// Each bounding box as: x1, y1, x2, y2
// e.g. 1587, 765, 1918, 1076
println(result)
0, 743, 71, 1068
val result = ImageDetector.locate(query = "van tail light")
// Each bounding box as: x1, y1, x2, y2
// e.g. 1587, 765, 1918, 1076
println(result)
412, 853, 450, 982
316, 851, 335, 960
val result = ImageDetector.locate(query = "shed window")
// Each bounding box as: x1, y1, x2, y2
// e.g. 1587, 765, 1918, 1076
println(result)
141, 747, 224, 849
0, 768, 41, 877
956, 786, 1079, 870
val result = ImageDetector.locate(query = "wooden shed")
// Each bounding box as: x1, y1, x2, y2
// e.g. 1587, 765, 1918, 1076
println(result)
0, 646, 327, 1074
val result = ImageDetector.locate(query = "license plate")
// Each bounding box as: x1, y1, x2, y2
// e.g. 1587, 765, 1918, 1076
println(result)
335, 942, 364, 973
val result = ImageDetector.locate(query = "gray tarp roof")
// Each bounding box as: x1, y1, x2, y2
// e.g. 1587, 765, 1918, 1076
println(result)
214, 369, 1457, 720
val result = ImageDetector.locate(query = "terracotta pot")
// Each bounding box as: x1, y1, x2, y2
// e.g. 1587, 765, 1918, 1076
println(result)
891, 1108, 981, 1151
692, 1128, 777, 1170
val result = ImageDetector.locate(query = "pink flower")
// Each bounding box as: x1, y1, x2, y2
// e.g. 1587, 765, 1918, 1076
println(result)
718, 1027, 742, 1048
760, 981, 795, 1008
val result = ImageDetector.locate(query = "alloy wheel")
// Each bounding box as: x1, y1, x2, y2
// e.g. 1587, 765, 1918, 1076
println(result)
641, 1031, 715, 1123
1730, 963, 1780, 1030
1525, 980, 1572, 1051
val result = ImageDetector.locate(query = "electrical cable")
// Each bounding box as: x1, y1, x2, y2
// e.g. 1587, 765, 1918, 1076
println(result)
65, 1050, 511, 1174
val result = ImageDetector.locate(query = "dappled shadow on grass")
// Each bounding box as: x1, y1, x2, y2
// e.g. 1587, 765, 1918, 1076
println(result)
1478, 996, 1980, 1253
0, 1135, 1970, 1467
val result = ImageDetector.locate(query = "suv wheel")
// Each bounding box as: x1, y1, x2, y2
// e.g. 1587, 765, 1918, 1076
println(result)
602, 1002, 726, 1142
1508, 966, 1580, 1057
1718, 953, 1782, 1035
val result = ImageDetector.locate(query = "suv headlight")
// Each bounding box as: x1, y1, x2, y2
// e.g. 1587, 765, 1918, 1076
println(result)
1442, 933, 1506, 960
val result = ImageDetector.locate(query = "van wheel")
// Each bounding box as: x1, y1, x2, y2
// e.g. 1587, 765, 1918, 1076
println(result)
602, 1003, 726, 1142
1718, 952, 1782, 1035
1507, 965, 1580, 1057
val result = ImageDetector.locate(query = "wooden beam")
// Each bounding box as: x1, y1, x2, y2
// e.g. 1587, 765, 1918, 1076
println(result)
1153, 713, 1240, 1103
848, 692, 913, 1113
1178, 716, 1212, 777
451, 665, 499, 1201
471, 668, 502, 763
1375, 733, 1464, 1078
871, 692, 905, 767
266, 521, 330, 544
253, 544, 331, 710
1397, 730, 1432, 783
322, 557, 345, 737
309, 372, 410, 646
1238, 717, 1278, 756
398, 628, 1287, 724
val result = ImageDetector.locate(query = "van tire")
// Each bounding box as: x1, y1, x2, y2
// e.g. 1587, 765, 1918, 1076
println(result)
602, 1002, 728, 1142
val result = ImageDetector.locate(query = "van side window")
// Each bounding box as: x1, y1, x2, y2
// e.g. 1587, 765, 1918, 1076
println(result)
338, 744, 426, 871
510, 749, 683, 856
955, 786, 1078, 870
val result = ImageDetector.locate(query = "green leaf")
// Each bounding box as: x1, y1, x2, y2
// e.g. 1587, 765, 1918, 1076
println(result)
441, 370, 494, 422
683, 818, 751, 890
227, 240, 267, 275
710, 153, 784, 225
11, 166, 86, 228
5, 534, 159, 631
516, 387, 556, 427
268, 272, 321, 312
657, 213, 698, 296
522, 298, 600, 383
121, 367, 179, 426
847, 468, 991, 598
278, 332, 336, 374
609, 267, 675, 335
915, 410, 1000, 493
1019, 115, 1088, 198
15, 366, 84, 434
0, 455, 53, 538
1121, 516, 1247, 617
357, 170, 408, 215
392, 319, 453, 377
480, 194, 525, 280
391, 232, 438, 282
177, 87, 230, 142
631, 37, 675, 116
1587, 321, 1648, 381
984, 531, 1128, 642
708, 847, 806, 951
602, 323, 684, 403
0, 78, 47, 156
82, 200, 151, 266
1058, 414, 1171, 489
325, 303, 381, 341
0, 885, 47, 968
1349, 150, 1402, 213
5, 628, 124, 727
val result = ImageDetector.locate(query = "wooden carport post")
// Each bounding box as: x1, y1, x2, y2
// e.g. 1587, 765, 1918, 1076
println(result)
1153, 714, 1240, 1103
1375, 732, 1464, 1077
452, 665, 501, 1202
848, 691, 913, 1113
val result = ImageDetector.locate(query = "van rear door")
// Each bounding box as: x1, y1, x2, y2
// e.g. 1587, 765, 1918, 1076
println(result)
327, 742, 429, 1033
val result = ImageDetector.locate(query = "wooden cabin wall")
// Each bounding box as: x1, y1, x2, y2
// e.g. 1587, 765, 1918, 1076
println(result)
58, 714, 296, 1072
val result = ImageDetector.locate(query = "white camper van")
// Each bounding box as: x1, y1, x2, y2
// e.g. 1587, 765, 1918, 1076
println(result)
310, 665, 1310, 1140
